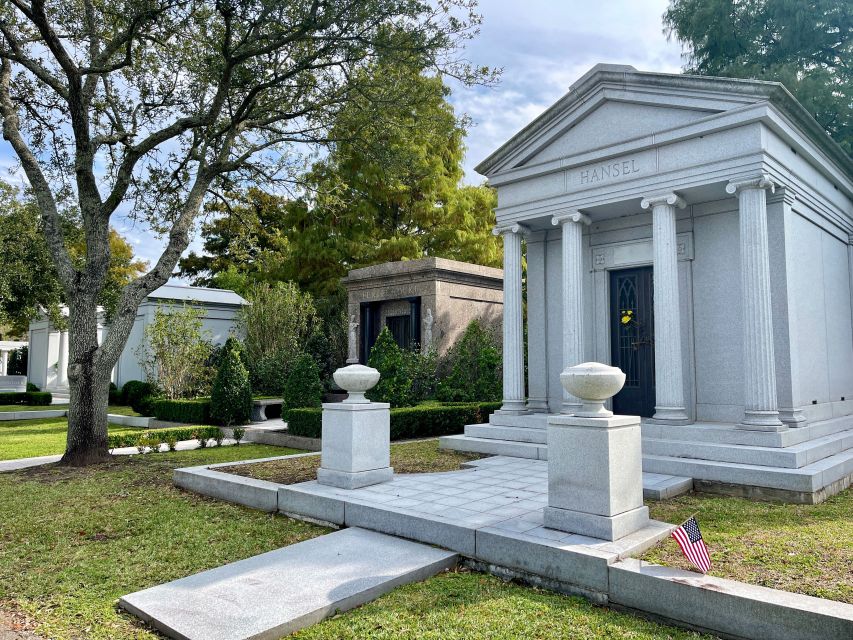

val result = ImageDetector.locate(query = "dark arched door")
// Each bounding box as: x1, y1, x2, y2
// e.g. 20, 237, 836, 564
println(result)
610, 267, 655, 417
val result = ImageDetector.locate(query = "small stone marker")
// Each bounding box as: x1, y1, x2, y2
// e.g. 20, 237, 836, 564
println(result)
543, 362, 650, 540
119, 527, 458, 640
316, 364, 393, 489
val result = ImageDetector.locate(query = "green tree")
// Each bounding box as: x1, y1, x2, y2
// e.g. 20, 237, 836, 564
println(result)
366, 327, 413, 407
137, 305, 213, 400
211, 338, 253, 427
664, 0, 852, 154
0, 0, 492, 465
237, 282, 318, 395
436, 320, 502, 403
178, 188, 292, 294
282, 353, 324, 410
0, 181, 146, 334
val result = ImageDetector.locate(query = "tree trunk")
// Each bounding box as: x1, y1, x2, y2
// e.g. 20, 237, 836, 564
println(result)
59, 295, 111, 466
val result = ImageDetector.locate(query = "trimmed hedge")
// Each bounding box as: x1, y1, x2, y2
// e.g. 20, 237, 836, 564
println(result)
286, 401, 501, 440
108, 426, 221, 450
121, 380, 157, 414
151, 398, 212, 424
0, 391, 53, 406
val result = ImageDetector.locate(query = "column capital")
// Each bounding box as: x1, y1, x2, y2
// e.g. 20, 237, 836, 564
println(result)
640, 192, 686, 210
551, 210, 590, 227
726, 174, 776, 195
492, 222, 530, 237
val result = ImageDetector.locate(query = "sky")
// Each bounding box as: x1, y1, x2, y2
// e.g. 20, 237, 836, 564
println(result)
0, 0, 686, 283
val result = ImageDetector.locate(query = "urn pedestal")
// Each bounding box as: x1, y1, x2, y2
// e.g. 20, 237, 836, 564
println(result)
316, 365, 393, 489
544, 362, 649, 541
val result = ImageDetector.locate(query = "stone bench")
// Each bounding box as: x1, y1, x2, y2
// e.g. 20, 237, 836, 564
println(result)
251, 398, 283, 421
0, 375, 27, 393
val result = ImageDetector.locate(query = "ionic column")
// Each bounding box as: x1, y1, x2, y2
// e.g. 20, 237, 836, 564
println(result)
525, 233, 549, 412
641, 193, 689, 424
726, 175, 784, 431
494, 223, 528, 413
57, 330, 69, 389
552, 211, 590, 413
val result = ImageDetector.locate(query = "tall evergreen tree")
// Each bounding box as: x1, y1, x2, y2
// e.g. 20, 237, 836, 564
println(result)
664, 0, 852, 154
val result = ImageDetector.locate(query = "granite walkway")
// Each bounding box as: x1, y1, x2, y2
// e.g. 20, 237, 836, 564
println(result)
120, 527, 457, 640
0, 438, 238, 472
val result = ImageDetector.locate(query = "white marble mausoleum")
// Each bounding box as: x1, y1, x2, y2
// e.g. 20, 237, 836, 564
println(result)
441, 65, 853, 503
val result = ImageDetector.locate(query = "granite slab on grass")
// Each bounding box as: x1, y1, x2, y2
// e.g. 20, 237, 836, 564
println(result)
120, 527, 457, 640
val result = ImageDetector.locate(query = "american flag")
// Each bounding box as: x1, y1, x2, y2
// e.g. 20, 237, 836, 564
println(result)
671, 516, 711, 573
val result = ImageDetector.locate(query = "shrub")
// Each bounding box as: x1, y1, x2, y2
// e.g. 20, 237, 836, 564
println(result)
121, 380, 156, 413
0, 391, 52, 405
151, 398, 212, 424
210, 338, 253, 426
436, 320, 502, 403
366, 327, 412, 407
283, 353, 323, 410
107, 426, 220, 451
232, 426, 246, 445
285, 401, 498, 440
136, 305, 214, 399
108, 382, 121, 405
248, 352, 289, 397
194, 429, 209, 448
26, 382, 40, 392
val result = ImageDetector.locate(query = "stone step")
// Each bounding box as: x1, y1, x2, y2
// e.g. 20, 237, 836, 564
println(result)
488, 412, 549, 429
120, 528, 457, 640
465, 423, 549, 444
642, 448, 853, 495
439, 434, 545, 460
642, 428, 853, 469
641, 415, 853, 448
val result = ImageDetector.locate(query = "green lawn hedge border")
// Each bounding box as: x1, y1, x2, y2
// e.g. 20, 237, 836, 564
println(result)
286, 401, 501, 440
108, 425, 221, 450
151, 398, 212, 424
0, 391, 53, 406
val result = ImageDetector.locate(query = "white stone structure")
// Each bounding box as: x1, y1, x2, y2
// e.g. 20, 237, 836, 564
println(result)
0, 340, 26, 378
317, 365, 393, 489
26, 285, 247, 392
441, 65, 853, 503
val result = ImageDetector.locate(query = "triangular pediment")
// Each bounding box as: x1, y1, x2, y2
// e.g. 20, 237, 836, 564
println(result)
475, 64, 793, 177
525, 100, 715, 166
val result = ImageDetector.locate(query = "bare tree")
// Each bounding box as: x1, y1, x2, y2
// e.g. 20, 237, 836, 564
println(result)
0, 0, 493, 465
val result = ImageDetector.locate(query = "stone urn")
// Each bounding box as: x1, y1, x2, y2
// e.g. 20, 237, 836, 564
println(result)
333, 364, 381, 404
560, 362, 626, 418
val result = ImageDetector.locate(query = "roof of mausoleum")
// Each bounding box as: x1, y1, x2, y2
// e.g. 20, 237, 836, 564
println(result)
144, 284, 248, 307
476, 63, 852, 182
343, 258, 503, 284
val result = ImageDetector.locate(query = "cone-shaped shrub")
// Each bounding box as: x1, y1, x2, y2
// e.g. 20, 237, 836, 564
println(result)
282, 353, 324, 409
210, 338, 253, 426
436, 320, 501, 402
366, 326, 412, 407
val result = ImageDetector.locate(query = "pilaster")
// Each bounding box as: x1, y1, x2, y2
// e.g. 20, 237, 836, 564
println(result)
525, 232, 549, 412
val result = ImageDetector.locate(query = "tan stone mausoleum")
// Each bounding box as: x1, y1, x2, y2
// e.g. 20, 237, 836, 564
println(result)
441, 64, 853, 503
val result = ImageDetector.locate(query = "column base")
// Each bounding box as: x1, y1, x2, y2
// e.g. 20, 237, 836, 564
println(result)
317, 466, 394, 490
543, 505, 650, 541
737, 410, 786, 432
498, 401, 530, 415
779, 408, 808, 428
526, 397, 549, 413
649, 406, 691, 425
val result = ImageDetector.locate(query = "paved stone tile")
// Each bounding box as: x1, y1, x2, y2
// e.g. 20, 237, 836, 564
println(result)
120, 528, 457, 640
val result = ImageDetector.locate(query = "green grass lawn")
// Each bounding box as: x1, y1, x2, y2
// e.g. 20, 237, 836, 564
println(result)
0, 445, 711, 640
0, 404, 66, 412
0, 445, 323, 640
0, 417, 145, 460
645, 490, 852, 603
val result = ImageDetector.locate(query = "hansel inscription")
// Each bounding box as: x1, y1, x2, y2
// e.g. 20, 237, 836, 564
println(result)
579, 158, 641, 185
